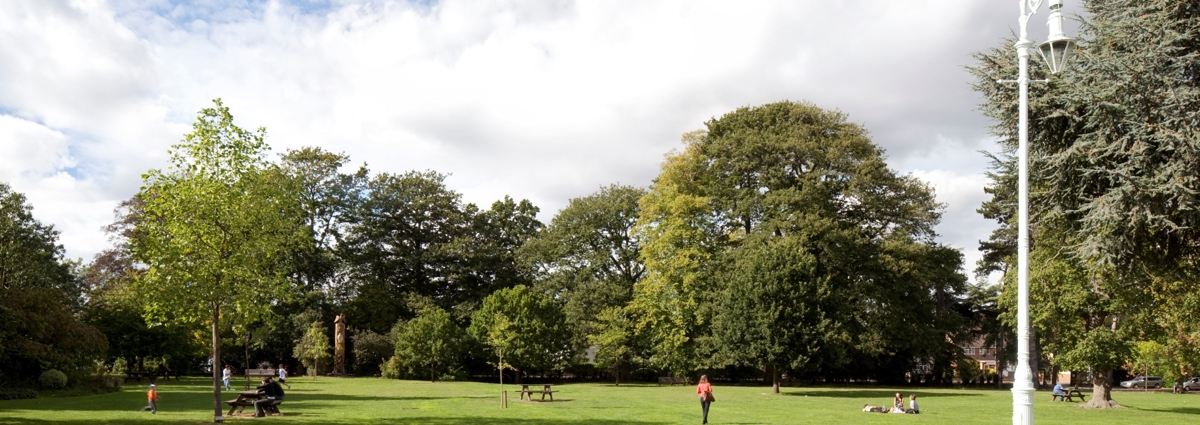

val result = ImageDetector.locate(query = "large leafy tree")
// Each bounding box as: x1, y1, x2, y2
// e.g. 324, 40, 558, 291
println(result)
522, 183, 646, 368
343, 172, 540, 332
280, 147, 367, 303
391, 307, 467, 382
131, 99, 306, 421
0, 183, 106, 384
971, 0, 1200, 408
468, 285, 574, 382
634, 101, 962, 387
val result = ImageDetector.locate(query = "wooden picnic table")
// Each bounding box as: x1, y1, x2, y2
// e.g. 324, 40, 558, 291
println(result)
1052, 387, 1087, 402
519, 384, 558, 401
225, 390, 282, 416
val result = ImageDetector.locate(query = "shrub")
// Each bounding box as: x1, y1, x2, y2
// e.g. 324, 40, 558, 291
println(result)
352, 329, 393, 376
381, 356, 403, 379
0, 388, 38, 400
955, 358, 980, 385
39, 369, 68, 389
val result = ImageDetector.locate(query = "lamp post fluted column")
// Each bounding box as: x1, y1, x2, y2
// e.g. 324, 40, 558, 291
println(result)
1006, 1, 1074, 424
1012, 21, 1035, 425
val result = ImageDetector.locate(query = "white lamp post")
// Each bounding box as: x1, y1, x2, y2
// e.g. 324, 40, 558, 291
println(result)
1006, 1, 1074, 425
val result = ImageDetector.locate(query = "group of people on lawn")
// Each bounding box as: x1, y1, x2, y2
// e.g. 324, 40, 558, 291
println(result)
695, 376, 921, 423
145, 363, 292, 417
862, 392, 920, 414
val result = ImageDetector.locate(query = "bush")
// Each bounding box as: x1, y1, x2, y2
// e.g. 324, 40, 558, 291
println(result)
39, 369, 68, 389
955, 358, 980, 385
352, 329, 393, 376
0, 388, 38, 400
381, 356, 403, 379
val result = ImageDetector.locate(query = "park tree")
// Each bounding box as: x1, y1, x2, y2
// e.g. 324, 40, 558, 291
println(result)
586, 306, 636, 385
130, 99, 306, 421
0, 183, 106, 384
523, 184, 646, 331
971, 0, 1200, 408
391, 307, 467, 382
469, 285, 574, 382
634, 102, 961, 386
294, 321, 332, 377
629, 131, 717, 378
280, 147, 367, 301
343, 171, 541, 332
444, 196, 542, 314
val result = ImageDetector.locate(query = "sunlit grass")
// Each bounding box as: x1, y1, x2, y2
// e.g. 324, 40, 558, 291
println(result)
1, 376, 1198, 424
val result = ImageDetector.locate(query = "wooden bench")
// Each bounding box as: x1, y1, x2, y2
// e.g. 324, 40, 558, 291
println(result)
243, 368, 276, 390
658, 376, 687, 386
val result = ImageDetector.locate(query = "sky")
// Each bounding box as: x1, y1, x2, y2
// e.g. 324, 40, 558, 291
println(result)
0, 0, 1081, 281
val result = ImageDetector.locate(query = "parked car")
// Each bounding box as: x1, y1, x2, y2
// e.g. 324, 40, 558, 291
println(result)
1120, 376, 1164, 389
1180, 377, 1200, 392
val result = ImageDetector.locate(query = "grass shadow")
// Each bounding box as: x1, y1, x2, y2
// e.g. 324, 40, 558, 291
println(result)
0, 417, 668, 425
1137, 407, 1200, 415
782, 389, 983, 399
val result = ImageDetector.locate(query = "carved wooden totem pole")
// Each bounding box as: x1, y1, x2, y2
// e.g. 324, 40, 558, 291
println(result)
333, 314, 346, 375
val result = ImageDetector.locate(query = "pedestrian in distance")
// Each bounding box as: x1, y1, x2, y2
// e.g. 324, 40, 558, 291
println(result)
222, 365, 232, 391
278, 363, 291, 390
142, 384, 159, 414
697, 375, 715, 424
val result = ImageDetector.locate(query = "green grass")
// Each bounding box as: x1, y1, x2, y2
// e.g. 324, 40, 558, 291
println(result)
2, 376, 1199, 424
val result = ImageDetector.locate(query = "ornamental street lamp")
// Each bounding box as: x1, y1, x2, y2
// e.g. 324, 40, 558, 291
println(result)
1002, 1, 1074, 425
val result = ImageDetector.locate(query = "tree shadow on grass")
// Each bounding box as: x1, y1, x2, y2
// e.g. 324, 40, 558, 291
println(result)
0, 417, 668, 425
782, 389, 983, 399
1137, 406, 1200, 415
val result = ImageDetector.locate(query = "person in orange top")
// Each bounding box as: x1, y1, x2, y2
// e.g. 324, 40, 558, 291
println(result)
696, 375, 714, 424
142, 384, 159, 414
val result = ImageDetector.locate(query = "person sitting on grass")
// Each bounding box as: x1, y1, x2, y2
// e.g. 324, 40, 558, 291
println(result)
1052, 382, 1066, 401
890, 393, 906, 413
905, 394, 920, 414
254, 377, 285, 417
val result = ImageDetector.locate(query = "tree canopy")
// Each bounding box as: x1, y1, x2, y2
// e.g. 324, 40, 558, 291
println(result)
130, 99, 307, 420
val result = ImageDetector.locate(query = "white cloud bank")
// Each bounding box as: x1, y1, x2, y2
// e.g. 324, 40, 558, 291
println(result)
0, 0, 1076, 275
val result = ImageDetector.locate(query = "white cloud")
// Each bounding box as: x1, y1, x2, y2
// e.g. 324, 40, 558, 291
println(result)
0, 0, 1076, 270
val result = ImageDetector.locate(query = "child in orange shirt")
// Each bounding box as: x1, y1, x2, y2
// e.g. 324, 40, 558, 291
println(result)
142, 384, 159, 414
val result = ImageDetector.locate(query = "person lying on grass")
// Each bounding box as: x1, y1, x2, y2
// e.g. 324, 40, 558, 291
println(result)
862, 404, 888, 413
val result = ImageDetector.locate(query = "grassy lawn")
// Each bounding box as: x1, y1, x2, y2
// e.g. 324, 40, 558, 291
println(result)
2, 376, 1199, 424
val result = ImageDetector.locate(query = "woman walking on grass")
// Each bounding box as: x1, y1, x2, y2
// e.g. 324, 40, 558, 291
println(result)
697, 375, 715, 424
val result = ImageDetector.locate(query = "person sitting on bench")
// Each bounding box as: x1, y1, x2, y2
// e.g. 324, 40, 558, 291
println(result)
1052, 383, 1066, 401
254, 377, 285, 417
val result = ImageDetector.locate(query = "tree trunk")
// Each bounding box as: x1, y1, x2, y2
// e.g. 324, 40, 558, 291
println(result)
431, 362, 436, 383
1030, 328, 1041, 388
614, 365, 620, 386
771, 365, 780, 394
243, 333, 250, 376
1082, 368, 1123, 409
996, 330, 1005, 390
211, 304, 223, 422
515, 367, 522, 385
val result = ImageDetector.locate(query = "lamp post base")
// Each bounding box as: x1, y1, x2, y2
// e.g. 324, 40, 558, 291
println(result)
1011, 386, 1034, 425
